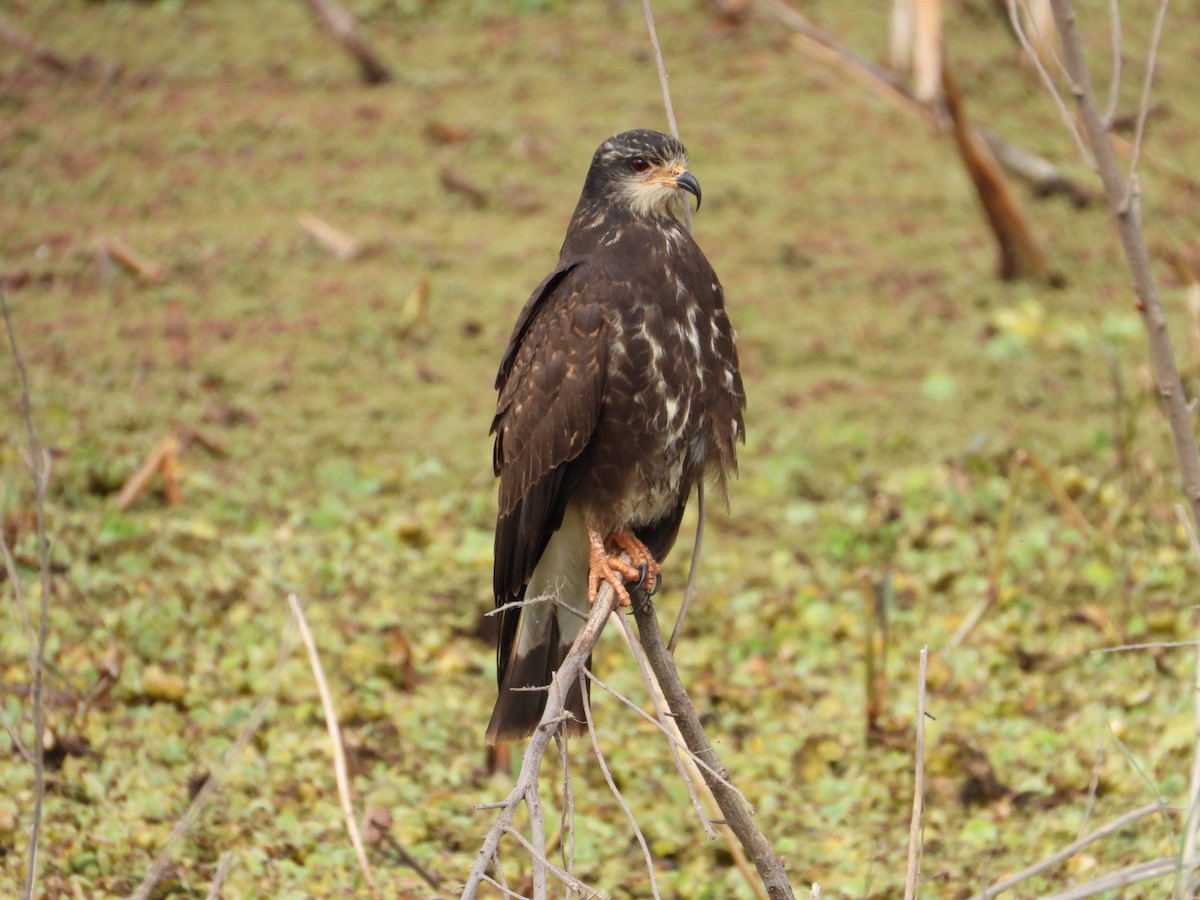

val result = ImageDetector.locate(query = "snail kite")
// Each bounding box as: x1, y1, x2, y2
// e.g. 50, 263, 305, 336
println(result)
485, 129, 746, 744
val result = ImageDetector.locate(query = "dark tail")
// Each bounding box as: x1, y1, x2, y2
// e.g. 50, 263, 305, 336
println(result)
485, 611, 590, 745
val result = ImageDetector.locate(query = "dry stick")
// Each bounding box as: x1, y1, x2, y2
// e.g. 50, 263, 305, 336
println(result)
461, 585, 619, 899
643, 0, 702, 651
967, 800, 1167, 900
204, 851, 234, 900
1037, 0, 1200, 526
130, 632, 296, 900
0, 15, 79, 74
585, 669, 748, 805
2, 290, 52, 900
286, 593, 377, 898
942, 59, 1051, 282
501, 828, 599, 899
579, 681, 662, 900
1039, 856, 1177, 900
301, 0, 391, 84
526, 777, 548, 900
1124, 0, 1169, 196
902, 647, 929, 900
630, 593, 795, 900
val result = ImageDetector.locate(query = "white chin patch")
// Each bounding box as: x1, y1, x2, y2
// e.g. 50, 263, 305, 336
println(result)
618, 180, 683, 218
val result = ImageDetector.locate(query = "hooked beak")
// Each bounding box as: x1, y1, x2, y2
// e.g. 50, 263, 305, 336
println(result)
673, 171, 702, 210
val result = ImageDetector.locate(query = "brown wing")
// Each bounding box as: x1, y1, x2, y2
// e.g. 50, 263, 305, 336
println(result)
701, 275, 746, 498
491, 261, 608, 676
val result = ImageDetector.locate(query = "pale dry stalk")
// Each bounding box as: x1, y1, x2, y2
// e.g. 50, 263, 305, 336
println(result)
287, 593, 378, 898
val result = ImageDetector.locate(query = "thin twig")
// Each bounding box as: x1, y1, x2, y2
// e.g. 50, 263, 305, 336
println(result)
641, 0, 691, 231
1006, 0, 1095, 169
670, 483, 705, 653
903, 647, 928, 900
1103, 0, 1121, 125
584, 669, 748, 806
555, 732, 575, 879
130, 631, 296, 900
287, 593, 377, 897
967, 801, 1168, 899
2, 288, 52, 900
1077, 744, 1105, 840
501, 828, 599, 898
1092, 640, 1199, 654
580, 680, 661, 900
204, 851, 233, 900
1039, 856, 1177, 900
1125, 0, 1170, 202
609, 611, 717, 838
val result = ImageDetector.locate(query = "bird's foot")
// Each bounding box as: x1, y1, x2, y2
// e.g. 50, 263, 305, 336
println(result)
608, 529, 662, 595
586, 527, 642, 607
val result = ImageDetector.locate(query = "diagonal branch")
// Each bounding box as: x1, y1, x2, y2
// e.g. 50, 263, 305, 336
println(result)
630, 592, 796, 900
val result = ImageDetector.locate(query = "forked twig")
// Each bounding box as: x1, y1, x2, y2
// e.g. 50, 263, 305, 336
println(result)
287, 593, 377, 897
461, 584, 619, 899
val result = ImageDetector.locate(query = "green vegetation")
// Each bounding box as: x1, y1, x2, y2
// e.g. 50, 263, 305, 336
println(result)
2, 1, 1199, 895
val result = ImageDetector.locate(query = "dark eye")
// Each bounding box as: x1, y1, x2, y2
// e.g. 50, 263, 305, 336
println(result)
629, 157, 651, 173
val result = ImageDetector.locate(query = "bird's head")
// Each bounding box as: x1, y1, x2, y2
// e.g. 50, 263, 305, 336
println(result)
581, 129, 701, 220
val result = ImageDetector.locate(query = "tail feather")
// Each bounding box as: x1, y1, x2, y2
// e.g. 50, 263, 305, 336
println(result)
487, 506, 591, 745
484, 613, 590, 744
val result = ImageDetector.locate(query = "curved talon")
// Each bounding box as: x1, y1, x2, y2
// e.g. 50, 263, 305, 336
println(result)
634, 562, 649, 591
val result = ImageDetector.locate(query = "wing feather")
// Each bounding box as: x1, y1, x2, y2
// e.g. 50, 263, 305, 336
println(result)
491, 263, 608, 677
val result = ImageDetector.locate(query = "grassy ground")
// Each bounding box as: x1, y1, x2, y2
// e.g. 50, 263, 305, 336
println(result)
3, 0, 1200, 896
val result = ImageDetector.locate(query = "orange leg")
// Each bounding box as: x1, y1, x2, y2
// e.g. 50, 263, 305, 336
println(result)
586, 526, 643, 607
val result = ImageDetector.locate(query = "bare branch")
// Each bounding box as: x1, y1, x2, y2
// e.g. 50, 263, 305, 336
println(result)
1039, 856, 1177, 900
287, 593, 377, 897
301, 0, 392, 84
1179, 504, 1200, 895
608, 610, 717, 838
1041, 0, 1200, 531
967, 801, 1168, 899
2, 288, 53, 900
903, 647, 928, 900
630, 592, 795, 899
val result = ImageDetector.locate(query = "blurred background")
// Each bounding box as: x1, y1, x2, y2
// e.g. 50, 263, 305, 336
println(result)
3, 0, 1200, 896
